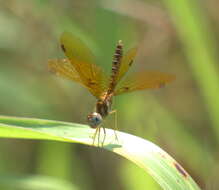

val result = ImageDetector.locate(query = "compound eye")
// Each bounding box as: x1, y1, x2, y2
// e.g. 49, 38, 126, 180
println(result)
87, 112, 102, 128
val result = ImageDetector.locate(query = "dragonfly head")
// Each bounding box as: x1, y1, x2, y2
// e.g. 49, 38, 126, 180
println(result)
87, 112, 102, 128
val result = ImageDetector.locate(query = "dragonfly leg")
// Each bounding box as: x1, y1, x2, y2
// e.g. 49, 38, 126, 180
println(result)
101, 126, 106, 146
92, 127, 100, 146
97, 127, 101, 146
109, 110, 119, 142
109, 110, 116, 114
92, 125, 107, 147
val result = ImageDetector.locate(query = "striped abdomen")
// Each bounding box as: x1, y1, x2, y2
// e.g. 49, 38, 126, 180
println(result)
107, 40, 123, 95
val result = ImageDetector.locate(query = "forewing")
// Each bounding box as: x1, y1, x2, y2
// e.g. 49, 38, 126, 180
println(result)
114, 71, 175, 95
60, 32, 108, 98
60, 32, 96, 64
116, 47, 137, 83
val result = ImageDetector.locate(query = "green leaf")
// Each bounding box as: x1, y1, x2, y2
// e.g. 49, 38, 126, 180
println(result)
0, 115, 200, 190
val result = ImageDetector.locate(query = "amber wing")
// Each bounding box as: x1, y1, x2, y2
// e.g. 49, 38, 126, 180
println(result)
115, 47, 137, 83
48, 59, 82, 83
50, 32, 108, 99
114, 71, 175, 95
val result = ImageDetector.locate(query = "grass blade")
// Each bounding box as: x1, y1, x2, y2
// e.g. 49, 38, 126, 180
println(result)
0, 115, 200, 190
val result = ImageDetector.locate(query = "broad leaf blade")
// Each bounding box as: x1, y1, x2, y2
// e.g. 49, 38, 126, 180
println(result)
0, 115, 200, 190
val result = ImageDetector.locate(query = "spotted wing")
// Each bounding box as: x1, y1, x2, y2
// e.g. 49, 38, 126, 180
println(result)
114, 71, 175, 95
115, 47, 137, 83
59, 32, 108, 99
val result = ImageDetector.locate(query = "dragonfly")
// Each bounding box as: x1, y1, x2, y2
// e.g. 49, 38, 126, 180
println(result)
48, 32, 175, 145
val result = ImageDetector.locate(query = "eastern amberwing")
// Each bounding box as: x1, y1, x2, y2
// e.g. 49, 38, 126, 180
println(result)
48, 32, 175, 145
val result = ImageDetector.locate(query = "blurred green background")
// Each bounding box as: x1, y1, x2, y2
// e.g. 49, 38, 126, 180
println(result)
0, 0, 219, 189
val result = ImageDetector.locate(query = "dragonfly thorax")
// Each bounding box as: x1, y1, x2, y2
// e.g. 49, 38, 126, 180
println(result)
96, 98, 112, 118
87, 97, 112, 128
